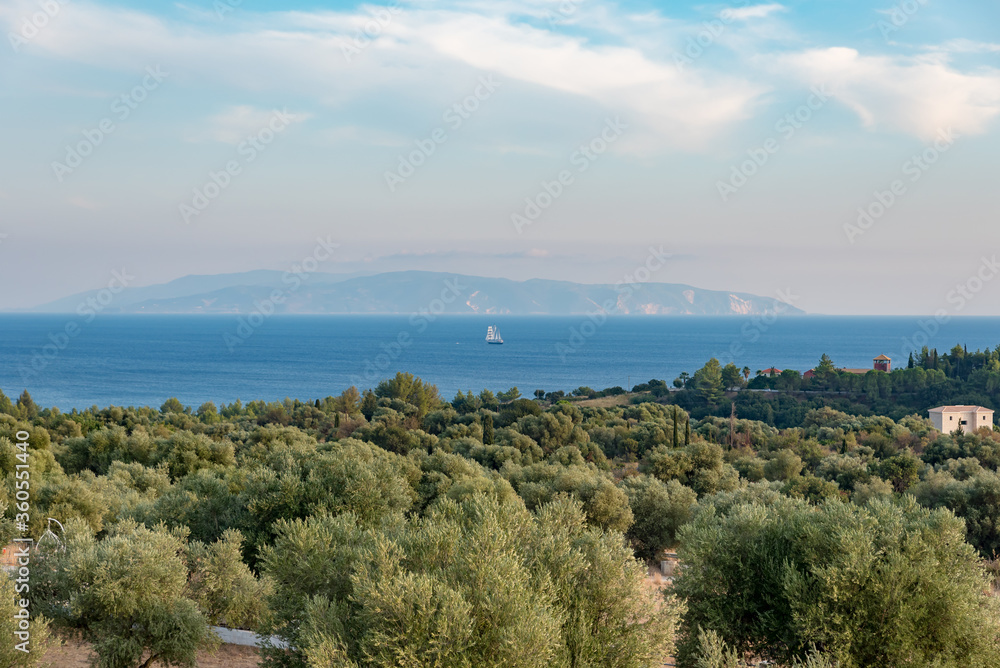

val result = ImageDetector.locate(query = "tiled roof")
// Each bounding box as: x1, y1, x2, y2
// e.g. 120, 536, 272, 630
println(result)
929, 405, 994, 412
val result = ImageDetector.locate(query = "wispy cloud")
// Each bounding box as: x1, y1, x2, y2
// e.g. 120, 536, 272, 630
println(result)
407, 11, 768, 150
0, 1, 765, 150
778, 48, 1000, 138
1, 0, 997, 150
936, 39, 1000, 54
728, 3, 787, 21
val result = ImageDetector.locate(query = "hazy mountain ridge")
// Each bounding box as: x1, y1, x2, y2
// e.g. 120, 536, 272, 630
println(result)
30, 271, 805, 316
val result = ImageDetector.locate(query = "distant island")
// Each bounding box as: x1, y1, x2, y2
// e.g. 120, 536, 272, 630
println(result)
29, 270, 805, 316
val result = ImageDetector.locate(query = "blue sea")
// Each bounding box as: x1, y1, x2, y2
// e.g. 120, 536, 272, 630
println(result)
1, 314, 998, 410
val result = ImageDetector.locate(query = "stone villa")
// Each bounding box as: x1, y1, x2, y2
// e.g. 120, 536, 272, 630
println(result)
928, 405, 995, 433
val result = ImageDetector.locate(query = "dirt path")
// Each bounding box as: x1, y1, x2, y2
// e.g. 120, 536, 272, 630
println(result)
41, 635, 261, 667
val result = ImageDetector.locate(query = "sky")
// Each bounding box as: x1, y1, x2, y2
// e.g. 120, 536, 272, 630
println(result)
1, 0, 999, 315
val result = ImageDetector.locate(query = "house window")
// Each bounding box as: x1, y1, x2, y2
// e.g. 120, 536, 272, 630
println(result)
961, 420, 968, 425
950, 416, 954, 420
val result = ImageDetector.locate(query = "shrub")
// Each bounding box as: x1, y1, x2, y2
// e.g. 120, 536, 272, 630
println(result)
674, 495, 1000, 668
620, 474, 697, 560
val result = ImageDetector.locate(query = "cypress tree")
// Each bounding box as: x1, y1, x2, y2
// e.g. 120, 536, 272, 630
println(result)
672, 407, 679, 448
483, 413, 495, 445
685, 416, 691, 446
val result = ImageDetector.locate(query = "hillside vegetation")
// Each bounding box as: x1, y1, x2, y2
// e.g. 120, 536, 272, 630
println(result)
4, 354, 1000, 667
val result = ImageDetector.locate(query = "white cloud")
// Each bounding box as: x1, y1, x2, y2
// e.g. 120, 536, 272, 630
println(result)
401, 11, 767, 150
727, 3, 787, 21
0, 1, 766, 151
778, 47, 1000, 138
2, 0, 997, 150
937, 39, 1000, 54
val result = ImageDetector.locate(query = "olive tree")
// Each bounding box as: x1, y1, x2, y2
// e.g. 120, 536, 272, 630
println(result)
261, 493, 680, 668
0, 573, 53, 667
32, 519, 270, 668
619, 474, 697, 560
674, 495, 1000, 668
55, 520, 212, 668
186, 529, 272, 629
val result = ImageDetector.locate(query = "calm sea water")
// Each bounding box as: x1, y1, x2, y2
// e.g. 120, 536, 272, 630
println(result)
2, 314, 998, 410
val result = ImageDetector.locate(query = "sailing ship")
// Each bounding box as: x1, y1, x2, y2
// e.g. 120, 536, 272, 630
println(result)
486, 325, 504, 345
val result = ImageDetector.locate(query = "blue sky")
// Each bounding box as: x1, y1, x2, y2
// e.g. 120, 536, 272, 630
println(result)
1, 0, 998, 314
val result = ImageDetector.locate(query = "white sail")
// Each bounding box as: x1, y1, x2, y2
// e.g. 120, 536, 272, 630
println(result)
486, 325, 503, 344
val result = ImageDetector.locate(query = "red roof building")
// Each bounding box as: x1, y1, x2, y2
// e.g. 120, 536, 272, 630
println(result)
874, 354, 891, 372
840, 355, 893, 375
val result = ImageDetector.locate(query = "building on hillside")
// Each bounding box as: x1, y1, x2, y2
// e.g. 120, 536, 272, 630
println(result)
928, 405, 995, 433
760, 368, 782, 377
840, 355, 893, 375
803, 369, 817, 379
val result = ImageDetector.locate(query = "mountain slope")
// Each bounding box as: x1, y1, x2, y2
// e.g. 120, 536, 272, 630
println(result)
30, 271, 804, 316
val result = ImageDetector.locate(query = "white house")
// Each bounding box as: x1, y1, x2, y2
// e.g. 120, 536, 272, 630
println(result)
928, 405, 995, 433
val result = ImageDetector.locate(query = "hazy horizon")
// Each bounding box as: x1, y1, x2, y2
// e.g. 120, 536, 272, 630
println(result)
12, 265, 1000, 318
2, 0, 998, 315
